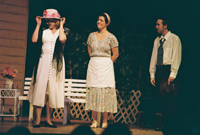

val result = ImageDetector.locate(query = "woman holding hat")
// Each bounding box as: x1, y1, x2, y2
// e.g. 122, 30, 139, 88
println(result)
28, 9, 69, 128
85, 13, 119, 128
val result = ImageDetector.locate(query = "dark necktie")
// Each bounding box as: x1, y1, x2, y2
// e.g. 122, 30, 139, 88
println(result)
157, 38, 165, 66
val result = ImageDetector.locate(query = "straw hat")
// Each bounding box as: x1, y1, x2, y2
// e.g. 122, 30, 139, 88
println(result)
41, 9, 61, 19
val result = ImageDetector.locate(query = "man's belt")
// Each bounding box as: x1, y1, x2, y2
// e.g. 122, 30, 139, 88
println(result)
156, 65, 171, 69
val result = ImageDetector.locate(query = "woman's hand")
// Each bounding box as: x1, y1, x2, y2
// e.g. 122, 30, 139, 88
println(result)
60, 17, 65, 26
36, 16, 42, 25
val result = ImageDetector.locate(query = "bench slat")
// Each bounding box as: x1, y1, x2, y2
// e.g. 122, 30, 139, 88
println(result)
19, 96, 28, 100
23, 91, 29, 95
24, 82, 31, 85
64, 98, 86, 103
24, 86, 30, 90
25, 78, 32, 81
65, 83, 86, 87
65, 79, 86, 83
64, 88, 86, 92
64, 93, 86, 97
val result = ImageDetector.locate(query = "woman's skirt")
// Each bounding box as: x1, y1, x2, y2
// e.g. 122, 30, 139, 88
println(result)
85, 57, 117, 113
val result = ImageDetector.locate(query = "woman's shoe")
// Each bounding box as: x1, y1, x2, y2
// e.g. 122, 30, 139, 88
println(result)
45, 121, 57, 128
90, 121, 97, 128
33, 124, 40, 128
102, 123, 108, 128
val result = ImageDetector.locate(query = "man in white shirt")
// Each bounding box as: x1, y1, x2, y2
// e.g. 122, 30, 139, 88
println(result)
149, 18, 182, 130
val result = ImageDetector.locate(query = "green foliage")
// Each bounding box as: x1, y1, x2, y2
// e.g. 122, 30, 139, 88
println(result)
64, 30, 91, 79
113, 26, 154, 108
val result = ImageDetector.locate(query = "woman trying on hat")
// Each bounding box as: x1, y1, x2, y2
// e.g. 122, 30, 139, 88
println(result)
28, 9, 70, 128
85, 13, 119, 128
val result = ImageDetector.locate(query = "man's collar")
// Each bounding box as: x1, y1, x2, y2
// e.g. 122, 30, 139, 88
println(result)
160, 31, 171, 40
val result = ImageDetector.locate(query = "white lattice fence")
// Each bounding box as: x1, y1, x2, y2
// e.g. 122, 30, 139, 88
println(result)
53, 90, 141, 124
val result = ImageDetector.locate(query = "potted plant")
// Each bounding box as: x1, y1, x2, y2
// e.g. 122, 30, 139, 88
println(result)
0, 66, 18, 89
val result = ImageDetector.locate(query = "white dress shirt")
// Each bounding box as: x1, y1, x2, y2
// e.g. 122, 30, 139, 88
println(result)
149, 31, 182, 78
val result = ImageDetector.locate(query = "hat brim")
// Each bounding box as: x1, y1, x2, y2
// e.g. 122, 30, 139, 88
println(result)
41, 17, 60, 19
159, 77, 178, 98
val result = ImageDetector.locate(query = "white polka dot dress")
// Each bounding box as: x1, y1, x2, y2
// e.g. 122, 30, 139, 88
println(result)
28, 29, 65, 108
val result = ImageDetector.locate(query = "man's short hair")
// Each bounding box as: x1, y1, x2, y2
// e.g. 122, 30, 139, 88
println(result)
158, 17, 171, 30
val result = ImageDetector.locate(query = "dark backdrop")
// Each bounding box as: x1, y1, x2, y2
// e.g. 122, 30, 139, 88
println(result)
25, 0, 200, 132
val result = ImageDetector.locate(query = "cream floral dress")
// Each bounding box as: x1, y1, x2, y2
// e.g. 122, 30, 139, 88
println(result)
85, 32, 118, 113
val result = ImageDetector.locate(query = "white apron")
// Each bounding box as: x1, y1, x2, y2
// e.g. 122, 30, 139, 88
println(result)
85, 57, 117, 113
86, 57, 115, 87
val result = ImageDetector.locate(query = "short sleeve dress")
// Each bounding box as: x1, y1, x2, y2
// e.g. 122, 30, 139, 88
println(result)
28, 29, 66, 108
85, 32, 118, 113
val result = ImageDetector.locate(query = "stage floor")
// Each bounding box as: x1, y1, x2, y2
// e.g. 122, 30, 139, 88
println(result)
0, 117, 163, 135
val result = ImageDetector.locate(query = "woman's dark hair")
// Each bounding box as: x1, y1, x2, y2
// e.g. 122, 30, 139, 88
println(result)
99, 13, 110, 24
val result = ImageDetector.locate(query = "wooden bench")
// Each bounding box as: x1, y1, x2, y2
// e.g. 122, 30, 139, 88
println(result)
19, 77, 33, 122
63, 79, 86, 125
19, 77, 101, 126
